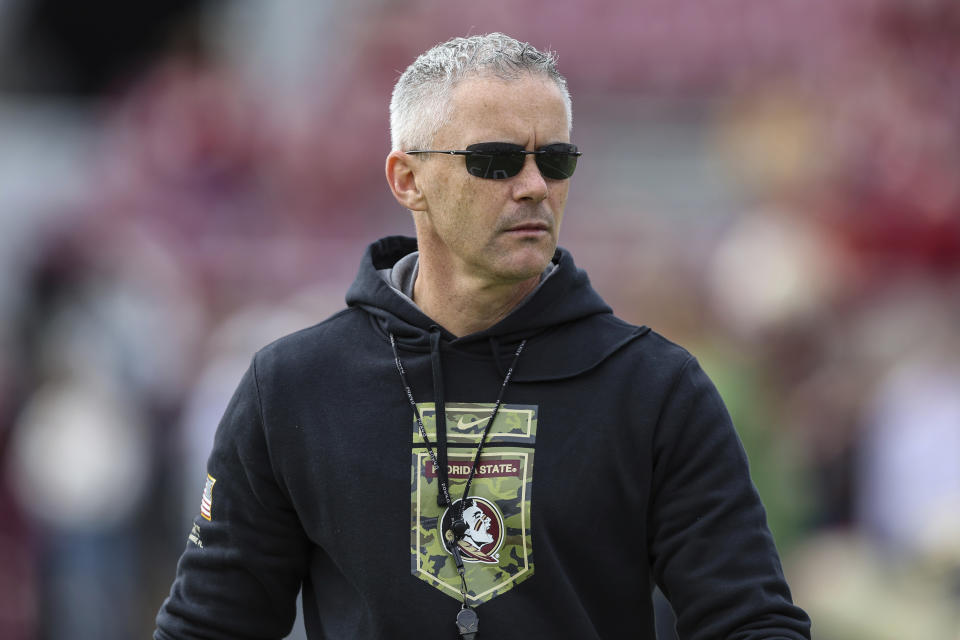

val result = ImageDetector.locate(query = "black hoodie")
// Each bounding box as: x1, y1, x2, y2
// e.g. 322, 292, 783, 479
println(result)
156, 236, 811, 640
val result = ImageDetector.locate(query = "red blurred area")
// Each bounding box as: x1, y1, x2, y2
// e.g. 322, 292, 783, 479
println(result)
1, 1, 958, 638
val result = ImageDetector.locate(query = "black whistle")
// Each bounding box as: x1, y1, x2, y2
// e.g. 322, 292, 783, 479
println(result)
456, 607, 479, 639
448, 535, 465, 573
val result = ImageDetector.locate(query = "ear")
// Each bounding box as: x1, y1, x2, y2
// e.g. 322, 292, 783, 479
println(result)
386, 150, 428, 211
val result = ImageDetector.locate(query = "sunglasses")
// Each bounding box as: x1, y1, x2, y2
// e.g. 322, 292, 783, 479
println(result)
406, 142, 582, 180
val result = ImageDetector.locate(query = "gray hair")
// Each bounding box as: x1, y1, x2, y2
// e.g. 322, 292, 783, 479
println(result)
389, 33, 573, 151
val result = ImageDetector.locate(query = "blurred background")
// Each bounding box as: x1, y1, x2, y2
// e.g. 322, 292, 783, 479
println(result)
1, 0, 958, 638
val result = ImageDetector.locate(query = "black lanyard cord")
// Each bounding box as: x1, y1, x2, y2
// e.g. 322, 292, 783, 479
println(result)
390, 332, 454, 508
390, 332, 525, 639
389, 333, 526, 520
459, 339, 525, 504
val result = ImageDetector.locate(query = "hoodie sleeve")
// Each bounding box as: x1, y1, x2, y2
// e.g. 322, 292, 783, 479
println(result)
155, 358, 309, 640
647, 356, 811, 640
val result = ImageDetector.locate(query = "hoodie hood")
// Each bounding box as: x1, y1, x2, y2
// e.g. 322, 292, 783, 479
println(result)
346, 236, 648, 382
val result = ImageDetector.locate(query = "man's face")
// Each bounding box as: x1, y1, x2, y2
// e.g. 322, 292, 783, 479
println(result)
413, 74, 571, 286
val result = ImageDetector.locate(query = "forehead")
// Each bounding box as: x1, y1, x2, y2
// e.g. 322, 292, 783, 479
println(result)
436, 74, 569, 147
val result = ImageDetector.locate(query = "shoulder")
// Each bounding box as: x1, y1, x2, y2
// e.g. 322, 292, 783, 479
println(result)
515, 310, 696, 385
252, 307, 370, 376
629, 324, 696, 368
603, 315, 702, 392
602, 313, 696, 371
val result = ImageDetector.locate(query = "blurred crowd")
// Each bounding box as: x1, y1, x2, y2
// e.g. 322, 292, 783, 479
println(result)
1, 1, 958, 638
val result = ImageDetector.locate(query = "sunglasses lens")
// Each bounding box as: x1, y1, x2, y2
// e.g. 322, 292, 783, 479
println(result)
463, 142, 580, 180
464, 143, 525, 180
536, 144, 579, 180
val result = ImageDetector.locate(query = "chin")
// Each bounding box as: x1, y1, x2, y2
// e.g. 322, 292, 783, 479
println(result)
495, 251, 554, 282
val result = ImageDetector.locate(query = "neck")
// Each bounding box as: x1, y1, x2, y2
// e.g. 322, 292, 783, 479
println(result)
412, 263, 540, 337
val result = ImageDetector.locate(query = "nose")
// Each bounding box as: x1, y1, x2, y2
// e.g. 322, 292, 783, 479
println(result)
512, 155, 548, 203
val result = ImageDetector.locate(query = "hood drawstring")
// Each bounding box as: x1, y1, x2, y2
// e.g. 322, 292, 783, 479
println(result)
429, 327, 450, 506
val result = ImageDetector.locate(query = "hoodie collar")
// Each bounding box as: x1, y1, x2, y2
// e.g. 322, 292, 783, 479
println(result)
346, 236, 647, 381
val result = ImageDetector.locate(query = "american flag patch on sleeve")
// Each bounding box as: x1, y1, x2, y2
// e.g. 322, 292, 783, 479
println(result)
200, 474, 216, 521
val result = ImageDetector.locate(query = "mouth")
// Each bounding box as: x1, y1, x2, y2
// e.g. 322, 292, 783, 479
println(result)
504, 220, 551, 235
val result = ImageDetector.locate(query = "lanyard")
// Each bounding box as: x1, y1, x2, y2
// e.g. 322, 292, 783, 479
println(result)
390, 333, 525, 638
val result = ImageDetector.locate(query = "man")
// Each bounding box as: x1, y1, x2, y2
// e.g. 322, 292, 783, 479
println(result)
155, 33, 811, 639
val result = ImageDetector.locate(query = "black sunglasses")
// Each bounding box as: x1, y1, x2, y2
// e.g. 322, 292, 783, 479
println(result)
406, 142, 582, 180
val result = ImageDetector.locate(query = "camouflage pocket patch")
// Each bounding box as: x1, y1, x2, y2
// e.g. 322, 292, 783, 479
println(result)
410, 402, 536, 604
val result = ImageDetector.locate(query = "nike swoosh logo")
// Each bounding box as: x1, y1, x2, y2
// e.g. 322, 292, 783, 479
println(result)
454, 415, 491, 430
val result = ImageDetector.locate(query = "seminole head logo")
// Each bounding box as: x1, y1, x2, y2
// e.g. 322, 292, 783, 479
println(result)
440, 497, 504, 564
